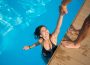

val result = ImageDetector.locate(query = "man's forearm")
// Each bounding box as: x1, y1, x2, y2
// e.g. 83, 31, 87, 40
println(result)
62, 0, 71, 5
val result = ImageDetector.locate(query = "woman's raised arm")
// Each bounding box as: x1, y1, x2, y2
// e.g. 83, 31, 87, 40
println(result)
52, 14, 64, 38
52, 0, 71, 38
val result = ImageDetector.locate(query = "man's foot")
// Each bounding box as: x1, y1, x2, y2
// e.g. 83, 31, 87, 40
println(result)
61, 41, 80, 48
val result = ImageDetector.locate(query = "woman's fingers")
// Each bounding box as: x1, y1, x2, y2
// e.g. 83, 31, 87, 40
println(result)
23, 46, 30, 50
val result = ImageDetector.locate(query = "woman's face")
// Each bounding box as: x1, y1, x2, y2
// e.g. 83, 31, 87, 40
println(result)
40, 27, 49, 40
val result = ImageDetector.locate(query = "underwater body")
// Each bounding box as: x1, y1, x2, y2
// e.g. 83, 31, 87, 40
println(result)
0, 0, 85, 65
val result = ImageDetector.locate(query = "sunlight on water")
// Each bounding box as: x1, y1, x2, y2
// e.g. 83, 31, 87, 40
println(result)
0, 16, 13, 36
0, 0, 51, 36
0, 0, 51, 57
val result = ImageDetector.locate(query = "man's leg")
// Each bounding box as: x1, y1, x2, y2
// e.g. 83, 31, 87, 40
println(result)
76, 15, 90, 45
62, 15, 90, 48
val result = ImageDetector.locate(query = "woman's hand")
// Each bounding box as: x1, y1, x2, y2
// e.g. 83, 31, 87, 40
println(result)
23, 46, 30, 50
60, 0, 71, 15
60, 5, 68, 15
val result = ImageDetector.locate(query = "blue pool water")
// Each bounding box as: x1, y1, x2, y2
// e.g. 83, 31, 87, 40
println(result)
0, 0, 85, 65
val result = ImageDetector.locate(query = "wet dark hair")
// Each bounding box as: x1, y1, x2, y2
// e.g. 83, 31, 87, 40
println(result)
34, 25, 46, 39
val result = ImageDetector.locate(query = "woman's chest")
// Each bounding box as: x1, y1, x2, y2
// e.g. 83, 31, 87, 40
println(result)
43, 38, 57, 50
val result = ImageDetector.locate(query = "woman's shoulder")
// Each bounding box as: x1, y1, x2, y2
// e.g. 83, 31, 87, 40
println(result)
51, 33, 57, 39
38, 38, 43, 44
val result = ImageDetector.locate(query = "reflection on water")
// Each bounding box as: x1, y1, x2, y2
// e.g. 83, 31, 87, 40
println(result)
0, 17, 13, 36
0, 0, 51, 36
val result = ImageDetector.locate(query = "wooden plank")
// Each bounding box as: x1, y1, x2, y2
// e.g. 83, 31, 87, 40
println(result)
60, 46, 90, 65
48, 47, 85, 65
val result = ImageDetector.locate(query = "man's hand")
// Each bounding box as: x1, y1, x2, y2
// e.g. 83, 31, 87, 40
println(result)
60, 0, 71, 14
60, 5, 68, 14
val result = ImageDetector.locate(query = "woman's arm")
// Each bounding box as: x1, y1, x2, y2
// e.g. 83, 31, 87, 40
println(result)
52, 0, 71, 38
29, 42, 40, 48
23, 38, 43, 50
23, 42, 40, 50
52, 14, 64, 38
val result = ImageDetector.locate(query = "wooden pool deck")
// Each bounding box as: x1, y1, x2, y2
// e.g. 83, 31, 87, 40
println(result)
48, 0, 90, 65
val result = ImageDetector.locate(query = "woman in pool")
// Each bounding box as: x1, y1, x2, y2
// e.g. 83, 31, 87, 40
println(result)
23, 0, 71, 62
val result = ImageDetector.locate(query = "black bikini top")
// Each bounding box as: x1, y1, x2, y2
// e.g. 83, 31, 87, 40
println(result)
42, 39, 56, 51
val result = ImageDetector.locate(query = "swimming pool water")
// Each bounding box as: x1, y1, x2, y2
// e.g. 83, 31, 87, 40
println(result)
0, 0, 85, 65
